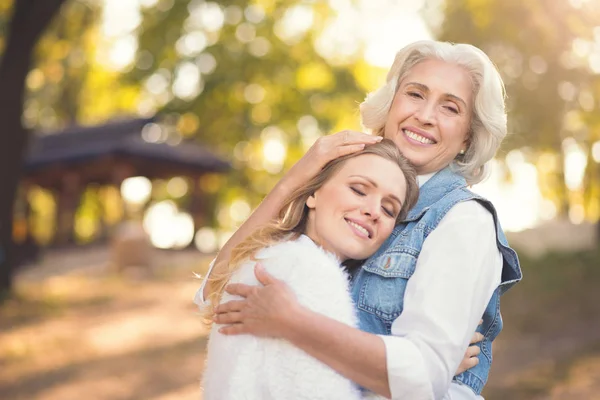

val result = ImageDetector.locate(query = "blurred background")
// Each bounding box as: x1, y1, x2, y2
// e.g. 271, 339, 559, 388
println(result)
0, 0, 599, 399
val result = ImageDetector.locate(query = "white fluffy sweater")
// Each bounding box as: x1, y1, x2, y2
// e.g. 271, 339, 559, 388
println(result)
201, 235, 374, 400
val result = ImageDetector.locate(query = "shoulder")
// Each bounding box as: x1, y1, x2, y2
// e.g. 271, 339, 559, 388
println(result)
432, 199, 499, 255
413, 187, 496, 236
445, 199, 495, 226
250, 236, 341, 281
430, 200, 497, 243
257, 236, 339, 269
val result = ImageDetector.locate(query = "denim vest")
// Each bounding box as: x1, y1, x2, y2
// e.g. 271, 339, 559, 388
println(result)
349, 167, 522, 395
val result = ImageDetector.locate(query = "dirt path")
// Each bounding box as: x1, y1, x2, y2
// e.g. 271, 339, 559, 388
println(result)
1, 247, 211, 400
2, 246, 600, 399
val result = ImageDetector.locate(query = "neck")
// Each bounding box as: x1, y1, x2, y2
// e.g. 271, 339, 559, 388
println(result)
303, 224, 346, 262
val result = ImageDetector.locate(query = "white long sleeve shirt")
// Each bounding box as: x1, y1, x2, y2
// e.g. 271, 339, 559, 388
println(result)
194, 174, 503, 400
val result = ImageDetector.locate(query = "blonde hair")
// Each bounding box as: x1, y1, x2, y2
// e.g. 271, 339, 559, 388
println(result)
360, 40, 507, 185
203, 139, 418, 319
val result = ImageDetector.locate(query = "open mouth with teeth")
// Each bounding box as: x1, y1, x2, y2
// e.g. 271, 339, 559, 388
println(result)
402, 129, 436, 145
345, 218, 372, 239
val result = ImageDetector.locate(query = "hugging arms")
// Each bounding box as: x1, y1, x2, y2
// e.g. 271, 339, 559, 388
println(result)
199, 40, 522, 400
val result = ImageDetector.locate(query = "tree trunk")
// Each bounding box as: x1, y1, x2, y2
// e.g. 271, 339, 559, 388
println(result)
0, 0, 67, 298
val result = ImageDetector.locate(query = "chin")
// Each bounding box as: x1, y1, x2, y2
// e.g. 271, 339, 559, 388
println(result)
343, 251, 371, 262
335, 242, 374, 261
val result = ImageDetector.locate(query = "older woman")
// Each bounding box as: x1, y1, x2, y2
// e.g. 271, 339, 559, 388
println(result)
201, 40, 522, 399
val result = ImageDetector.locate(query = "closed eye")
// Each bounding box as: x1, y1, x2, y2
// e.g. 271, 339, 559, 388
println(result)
350, 187, 365, 196
382, 206, 395, 218
444, 105, 459, 114
407, 91, 423, 99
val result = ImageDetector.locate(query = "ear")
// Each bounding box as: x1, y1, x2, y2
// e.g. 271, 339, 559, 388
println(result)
306, 193, 317, 209
460, 137, 470, 155
462, 130, 472, 151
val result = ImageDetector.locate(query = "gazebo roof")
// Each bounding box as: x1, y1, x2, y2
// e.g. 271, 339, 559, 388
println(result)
24, 117, 230, 187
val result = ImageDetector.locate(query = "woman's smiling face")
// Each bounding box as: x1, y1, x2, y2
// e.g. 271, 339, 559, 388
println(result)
383, 58, 474, 175
304, 154, 408, 262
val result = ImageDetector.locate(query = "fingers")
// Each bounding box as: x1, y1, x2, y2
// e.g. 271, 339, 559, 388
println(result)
456, 345, 481, 375
466, 344, 481, 358
224, 283, 255, 297
335, 130, 382, 146
331, 131, 382, 158
303, 131, 381, 173
213, 311, 243, 325
469, 331, 484, 344
219, 323, 248, 335
460, 354, 480, 372
335, 143, 366, 158
214, 299, 246, 314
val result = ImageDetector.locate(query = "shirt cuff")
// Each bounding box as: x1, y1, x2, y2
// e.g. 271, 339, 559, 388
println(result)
379, 334, 434, 400
193, 258, 216, 307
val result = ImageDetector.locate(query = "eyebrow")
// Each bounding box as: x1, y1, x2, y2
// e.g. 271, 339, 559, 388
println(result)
404, 82, 468, 109
349, 175, 404, 208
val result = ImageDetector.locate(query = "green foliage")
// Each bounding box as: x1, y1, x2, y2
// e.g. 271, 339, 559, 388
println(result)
437, 0, 599, 149
131, 0, 365, 227
0, 0, 14, 54
433, 0, 600, 217
25, 0, 100, 128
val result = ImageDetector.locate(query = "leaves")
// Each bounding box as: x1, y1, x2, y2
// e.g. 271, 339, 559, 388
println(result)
435, 0, 600, 219
128, 0, 365, 226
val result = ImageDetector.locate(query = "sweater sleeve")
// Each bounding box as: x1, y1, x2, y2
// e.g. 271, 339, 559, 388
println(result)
254, 237, 358, 327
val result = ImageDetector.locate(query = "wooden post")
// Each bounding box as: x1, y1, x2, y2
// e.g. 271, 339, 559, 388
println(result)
54, 172, 82, 245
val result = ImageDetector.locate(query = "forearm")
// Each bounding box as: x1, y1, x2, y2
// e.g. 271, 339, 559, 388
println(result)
285, 306, 391, 398
203, 180, 296, 299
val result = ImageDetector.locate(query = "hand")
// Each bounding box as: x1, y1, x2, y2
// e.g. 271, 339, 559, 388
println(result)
455, 320, 484, 376
281, 130, 382, 192
213, 263, 300, 338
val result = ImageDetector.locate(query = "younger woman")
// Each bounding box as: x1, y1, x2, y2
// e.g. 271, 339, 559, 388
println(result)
200, 139, 419, 399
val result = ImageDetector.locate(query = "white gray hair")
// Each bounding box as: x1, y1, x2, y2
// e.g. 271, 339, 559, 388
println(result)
359, 40, 507, 185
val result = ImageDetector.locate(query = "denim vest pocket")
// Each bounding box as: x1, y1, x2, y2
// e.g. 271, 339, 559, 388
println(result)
357, 249, 418, 323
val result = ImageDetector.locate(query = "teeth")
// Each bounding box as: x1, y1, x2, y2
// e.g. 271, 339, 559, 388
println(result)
403, 129, 434, 144
348, 220, 370, 238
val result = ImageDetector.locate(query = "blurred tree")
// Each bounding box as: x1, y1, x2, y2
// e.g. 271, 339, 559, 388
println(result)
1, 0, 372, 295
432, 0, 600, 221
23, 0, 99, 129
0, 0, 69, 296
130, 0, 365, 228
24, 0, 140, 130
0, 0, 144, 296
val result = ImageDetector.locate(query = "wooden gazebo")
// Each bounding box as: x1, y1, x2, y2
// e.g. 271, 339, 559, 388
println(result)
20, 116, 230, 247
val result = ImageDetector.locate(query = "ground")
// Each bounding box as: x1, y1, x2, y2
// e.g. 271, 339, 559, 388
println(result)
1, 245, 600, 399
0, 246, 209, 400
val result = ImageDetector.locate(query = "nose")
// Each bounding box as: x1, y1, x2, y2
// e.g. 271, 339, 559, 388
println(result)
361, 199, 381, 220
414, 100, 436, 126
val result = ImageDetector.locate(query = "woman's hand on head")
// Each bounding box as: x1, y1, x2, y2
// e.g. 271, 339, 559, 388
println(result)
281, 130, 382, 191
213, 263, 300, 338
